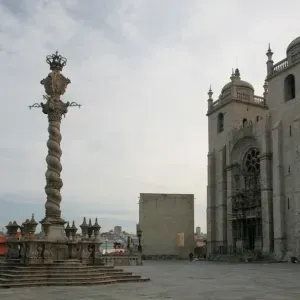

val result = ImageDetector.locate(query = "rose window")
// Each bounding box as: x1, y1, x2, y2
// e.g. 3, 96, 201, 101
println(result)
244, 148, 260, 174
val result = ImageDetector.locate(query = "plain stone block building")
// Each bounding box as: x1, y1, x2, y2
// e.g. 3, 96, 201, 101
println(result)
139, 193, 194, 259
207, 36, 300, 261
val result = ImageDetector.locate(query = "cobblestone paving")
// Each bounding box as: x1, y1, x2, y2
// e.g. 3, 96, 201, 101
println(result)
1, 261, 300, 299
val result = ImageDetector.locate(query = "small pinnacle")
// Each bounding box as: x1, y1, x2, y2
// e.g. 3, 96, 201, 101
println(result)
266, 43, 273, 56
208, 85, 213, 99
234, 68, 240, 78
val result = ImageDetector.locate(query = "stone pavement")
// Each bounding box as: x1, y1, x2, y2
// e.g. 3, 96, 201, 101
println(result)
1, 260, 300, 299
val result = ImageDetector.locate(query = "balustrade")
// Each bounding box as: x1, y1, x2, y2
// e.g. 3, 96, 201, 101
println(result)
209, 94, 266, 112
272, 58, 288, 74
253, 95, 265, 105
4, 216, 103, 265
237, 92, 250, 101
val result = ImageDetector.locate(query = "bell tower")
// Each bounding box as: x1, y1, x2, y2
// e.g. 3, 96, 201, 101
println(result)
206, 69, 268, 255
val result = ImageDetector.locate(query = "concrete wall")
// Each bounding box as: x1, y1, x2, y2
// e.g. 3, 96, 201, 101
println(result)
139, 193, 194, 259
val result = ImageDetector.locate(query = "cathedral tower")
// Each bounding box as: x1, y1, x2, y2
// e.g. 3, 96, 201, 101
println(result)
206, 69, 268, 255
266, 37, 300, 259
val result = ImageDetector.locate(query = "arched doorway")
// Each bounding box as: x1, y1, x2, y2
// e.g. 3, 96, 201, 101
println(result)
232, 147, 262, 251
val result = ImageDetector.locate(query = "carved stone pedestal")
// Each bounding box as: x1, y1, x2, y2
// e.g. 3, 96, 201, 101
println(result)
41, 218, 67, 241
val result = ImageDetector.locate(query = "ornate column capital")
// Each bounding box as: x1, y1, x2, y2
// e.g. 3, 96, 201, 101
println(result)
41, 98, 69, 122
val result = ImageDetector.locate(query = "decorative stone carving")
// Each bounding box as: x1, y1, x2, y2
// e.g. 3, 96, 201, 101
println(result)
5, 243, 20, 260
19, 243, 27, 263
25, 242, 40, 264
80, 217, 88, 239
68, 243, 79, 259
87, 219, 93, 239
6, 221, 19, 238
70, 221, 78, 240
92, 218, 101, 240
79, 242, 91, 264
41, 219, 51, 238
28, 214, 38, 235
28, 52, 81, 221
1, 52, 145, 275
65, 222, 71, 239
40, 72, 70, 97
43, 242, 53, 264
43, 98, 65, 219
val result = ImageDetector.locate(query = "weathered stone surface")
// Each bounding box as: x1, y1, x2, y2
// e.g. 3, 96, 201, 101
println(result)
206, 37, 300, 261
0, 261, 300, 299
0, 260, 149, 288
139, 193, 194, 259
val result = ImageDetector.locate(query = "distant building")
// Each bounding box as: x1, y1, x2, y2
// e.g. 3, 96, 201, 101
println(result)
139, 193, 194, 259
196, 226, 201, 236
114, 226, 122, 236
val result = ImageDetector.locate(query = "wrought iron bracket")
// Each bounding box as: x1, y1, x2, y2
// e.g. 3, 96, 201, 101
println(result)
28, 103, 42, 110
67, 102, 82, 109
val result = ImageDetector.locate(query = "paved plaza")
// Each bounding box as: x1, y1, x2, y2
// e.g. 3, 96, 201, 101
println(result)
1, 260, 300, 299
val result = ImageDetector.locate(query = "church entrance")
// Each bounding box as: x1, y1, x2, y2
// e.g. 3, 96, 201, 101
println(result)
233, 217, 262, 251
231, 147, 262, 252
246, 219, 255, 250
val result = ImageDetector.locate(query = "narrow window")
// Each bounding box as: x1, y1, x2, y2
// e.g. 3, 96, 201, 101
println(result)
256, 116, 260, 122
284, 74, 296, 101
288, 198, 290, 210
289, 125, 292, 137
288, 166, 291, 173
242, 118, 247, 127
218, 113, 224, 133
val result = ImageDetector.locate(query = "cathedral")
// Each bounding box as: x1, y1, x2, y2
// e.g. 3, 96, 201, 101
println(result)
206, 36, 300, 261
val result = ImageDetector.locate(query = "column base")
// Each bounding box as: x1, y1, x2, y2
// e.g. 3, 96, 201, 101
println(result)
41, 218, 67, 241
273, 238, 286, 260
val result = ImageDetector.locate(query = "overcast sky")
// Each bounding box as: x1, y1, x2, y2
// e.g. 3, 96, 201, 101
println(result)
0, 0, 299, 233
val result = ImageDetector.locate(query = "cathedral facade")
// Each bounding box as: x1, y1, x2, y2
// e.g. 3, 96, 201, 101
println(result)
206, 36, 300, 261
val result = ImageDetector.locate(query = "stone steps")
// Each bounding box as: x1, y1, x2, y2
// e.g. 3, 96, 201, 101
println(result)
0, 277, 150, 288
0, 266, 117, 273
0, 274, 141, 283
1, 264, 115, 269
0, 271, 133, 278
1, 270, 125, 276
0, 261, 150, 288
3, 267, 125, 272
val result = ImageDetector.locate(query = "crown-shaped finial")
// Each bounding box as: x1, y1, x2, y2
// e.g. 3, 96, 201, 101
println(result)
46, 51, 67, 71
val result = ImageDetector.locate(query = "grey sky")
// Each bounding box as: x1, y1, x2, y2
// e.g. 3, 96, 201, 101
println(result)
0, 0, 299, 232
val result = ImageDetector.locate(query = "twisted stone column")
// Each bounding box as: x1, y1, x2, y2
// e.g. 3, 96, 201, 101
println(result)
42, 99, 68, 219
40, 66, 70, 220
